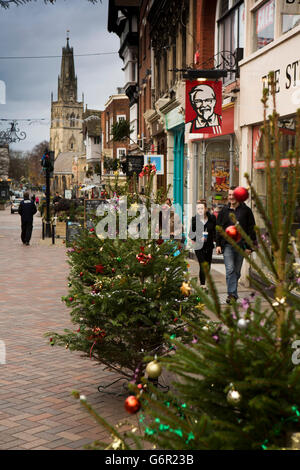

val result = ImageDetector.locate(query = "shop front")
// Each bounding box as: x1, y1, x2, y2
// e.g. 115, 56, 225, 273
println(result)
187, 104, 238, 213
239, 23, 300, 284
165, 106, 186, 218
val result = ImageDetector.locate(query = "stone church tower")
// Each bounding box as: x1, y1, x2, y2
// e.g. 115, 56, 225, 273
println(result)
50, 35, 84, 159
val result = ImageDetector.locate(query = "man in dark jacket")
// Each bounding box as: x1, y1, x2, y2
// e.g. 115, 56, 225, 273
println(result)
18, 192, 37, 245
216, 187, 256, 303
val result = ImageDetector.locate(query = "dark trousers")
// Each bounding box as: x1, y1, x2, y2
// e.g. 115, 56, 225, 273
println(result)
195, 248, 213, 285
21, 221, 33, 244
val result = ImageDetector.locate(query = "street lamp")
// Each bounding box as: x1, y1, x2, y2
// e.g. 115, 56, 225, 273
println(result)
0, 121, 26, 145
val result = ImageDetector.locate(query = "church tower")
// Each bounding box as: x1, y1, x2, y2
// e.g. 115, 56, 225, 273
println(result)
50, 33, 84, 159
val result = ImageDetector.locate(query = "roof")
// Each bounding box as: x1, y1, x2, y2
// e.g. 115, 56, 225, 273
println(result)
54, 151, 80, 175
83, 109, 102, 137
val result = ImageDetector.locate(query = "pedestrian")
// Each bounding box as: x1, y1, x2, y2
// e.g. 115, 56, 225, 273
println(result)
52, 191, 62, 215
31, 194, 36, 203
160, 198, 182, 241
189, 199, 216, 286
215, 186, 256, 303
18, 192, 37, 246
35, 196, 39, 205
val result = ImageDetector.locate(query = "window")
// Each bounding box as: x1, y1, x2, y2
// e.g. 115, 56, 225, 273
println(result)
110, 116, 113, 139
217, 1, 245, 83
70, 113, 75, 127
172, 42, 176, 84
253, 0, 275, 51
117, 148, 126, 174
117, 115, 126, 123
282, 14, 300, 34
94, 136, 100, 145
117, 148, 126, 159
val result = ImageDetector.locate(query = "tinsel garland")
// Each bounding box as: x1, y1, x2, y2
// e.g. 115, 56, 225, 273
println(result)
261, 405, 300, 450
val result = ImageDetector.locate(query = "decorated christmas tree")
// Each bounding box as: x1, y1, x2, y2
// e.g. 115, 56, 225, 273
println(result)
70, 73, 300, 450
46, 174, 205, 382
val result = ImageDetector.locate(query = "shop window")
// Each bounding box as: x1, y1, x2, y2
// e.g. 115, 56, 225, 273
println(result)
253, 0, 275, 51
253, 117, 299, 233
217, 1, 245, 84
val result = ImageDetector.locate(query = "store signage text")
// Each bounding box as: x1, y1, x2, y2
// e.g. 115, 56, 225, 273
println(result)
262, 60, 300, 93
282, 1, 300, 15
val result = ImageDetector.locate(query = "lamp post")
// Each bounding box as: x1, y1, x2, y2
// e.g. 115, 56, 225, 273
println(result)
41, 149, 54, 238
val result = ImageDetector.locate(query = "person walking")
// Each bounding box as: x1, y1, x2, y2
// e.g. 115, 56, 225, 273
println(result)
215, 186, 256, 303
189, 200, 216, 286
52, 191, 62, 215
18, 192, 37, 246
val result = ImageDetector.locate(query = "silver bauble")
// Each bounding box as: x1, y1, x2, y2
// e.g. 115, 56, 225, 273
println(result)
227, 389, 241, 406
237, 318, 248, 330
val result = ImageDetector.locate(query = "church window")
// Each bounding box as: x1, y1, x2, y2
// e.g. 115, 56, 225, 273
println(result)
70, 113, 75, 127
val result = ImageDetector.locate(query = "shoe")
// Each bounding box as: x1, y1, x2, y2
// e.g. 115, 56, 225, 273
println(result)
25, 242, 30, 246
226, 294, 238, 304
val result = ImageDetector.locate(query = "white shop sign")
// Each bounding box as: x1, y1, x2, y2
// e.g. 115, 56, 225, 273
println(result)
239, 27, 300, 126
282, 0, 300, 15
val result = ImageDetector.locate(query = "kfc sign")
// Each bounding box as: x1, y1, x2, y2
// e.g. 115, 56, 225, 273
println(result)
185, 80, 222, 134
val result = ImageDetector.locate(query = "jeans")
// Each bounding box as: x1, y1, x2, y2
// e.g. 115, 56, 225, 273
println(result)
223, 243, 244, 298
195, 248, 213, 285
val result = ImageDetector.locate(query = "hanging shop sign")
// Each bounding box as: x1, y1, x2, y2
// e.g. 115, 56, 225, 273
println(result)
185, 80, 222, 135
126, 155, 144, 176
144, 155, 164, 175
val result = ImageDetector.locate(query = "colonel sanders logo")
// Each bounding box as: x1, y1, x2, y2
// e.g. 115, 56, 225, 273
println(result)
186, 81, 222, 134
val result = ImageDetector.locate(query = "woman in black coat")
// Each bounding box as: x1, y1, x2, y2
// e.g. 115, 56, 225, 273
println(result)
189, 200, 216, 286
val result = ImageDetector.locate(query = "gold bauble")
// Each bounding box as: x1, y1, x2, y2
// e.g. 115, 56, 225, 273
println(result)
146, 360, 162, 379
180, 281, 191, 296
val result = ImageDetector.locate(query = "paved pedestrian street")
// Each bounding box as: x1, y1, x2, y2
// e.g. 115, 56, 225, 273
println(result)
0, 208, 139, 450
0, 207, 255, 450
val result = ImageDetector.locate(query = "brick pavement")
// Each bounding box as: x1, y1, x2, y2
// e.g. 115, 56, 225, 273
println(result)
0, 208, 140, 450
0, 207, 256, 450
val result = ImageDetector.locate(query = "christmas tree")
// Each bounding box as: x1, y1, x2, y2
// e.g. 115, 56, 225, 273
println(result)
46, 174, 205, 382
70, 73, 300, 450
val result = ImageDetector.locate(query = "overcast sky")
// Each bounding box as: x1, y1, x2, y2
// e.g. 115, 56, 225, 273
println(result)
0, 0, 124, 151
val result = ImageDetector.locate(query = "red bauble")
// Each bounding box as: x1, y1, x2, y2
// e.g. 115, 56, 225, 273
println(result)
95, 264, 105, 274
233, 186, 249, 203
69, 297, 74, 302
124, 395, 141, 414
225, 225, 241, 242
